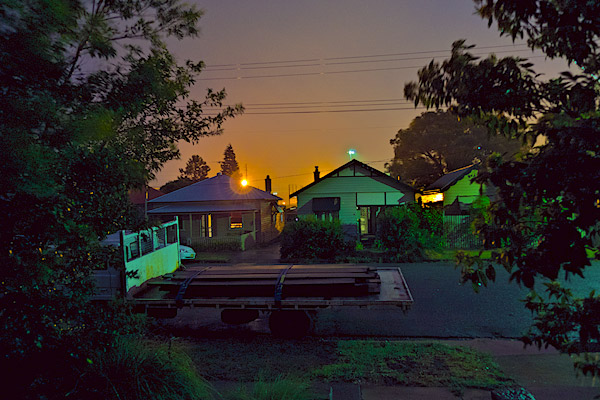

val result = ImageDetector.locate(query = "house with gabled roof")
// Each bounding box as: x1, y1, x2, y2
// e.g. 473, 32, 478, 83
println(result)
421, 164, 496, 214
290, 159, 416, 240
147, 174, 281, 250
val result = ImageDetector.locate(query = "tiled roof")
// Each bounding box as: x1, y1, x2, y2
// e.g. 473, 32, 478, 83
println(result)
149, 174, 281, 203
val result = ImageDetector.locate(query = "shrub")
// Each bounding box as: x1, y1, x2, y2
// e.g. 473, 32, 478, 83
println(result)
376, 205, 443, 262
77, 337, 213, 400
280, 217, 349, 261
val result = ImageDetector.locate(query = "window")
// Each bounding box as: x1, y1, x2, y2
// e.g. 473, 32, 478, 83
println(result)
315, 211, 339, 221
313, 197, 340, 221
230, 212, 243, 229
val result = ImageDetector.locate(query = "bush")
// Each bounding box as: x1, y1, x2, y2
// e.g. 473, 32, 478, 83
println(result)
376, 205, 443, 262
77, 337, 213, 400
280, 217, 349, 261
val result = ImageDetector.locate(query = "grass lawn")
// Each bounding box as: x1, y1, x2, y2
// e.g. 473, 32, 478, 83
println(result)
180, 336, 512, 394
313, 340, 511, 393
424, 248, 493, 261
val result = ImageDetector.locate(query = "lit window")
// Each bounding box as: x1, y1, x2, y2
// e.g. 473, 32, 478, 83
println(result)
421, 193, 444, 203
230, 213, 242, 229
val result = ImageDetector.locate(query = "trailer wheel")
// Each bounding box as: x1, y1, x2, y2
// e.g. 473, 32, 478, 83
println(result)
268, 310, 311, 338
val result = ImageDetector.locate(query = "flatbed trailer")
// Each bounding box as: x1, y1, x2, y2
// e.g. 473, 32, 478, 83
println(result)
96, 221, 414, 336
129, 264, 413, 337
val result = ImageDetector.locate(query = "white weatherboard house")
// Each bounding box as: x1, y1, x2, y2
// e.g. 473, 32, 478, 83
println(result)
290, 159, 416, 239
147, 174, 281, 250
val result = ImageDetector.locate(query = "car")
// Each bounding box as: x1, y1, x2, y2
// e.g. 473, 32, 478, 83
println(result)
179, 245, 196, 261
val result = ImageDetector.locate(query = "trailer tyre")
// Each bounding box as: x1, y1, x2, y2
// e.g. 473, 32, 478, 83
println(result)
268, 311, 311, 338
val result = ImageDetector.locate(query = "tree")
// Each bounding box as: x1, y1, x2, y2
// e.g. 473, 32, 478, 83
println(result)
160, 178, 194, 194
179, 155, 210, 182
404, 0, 600, 377
387, 110, 526, 188
220, 144, 241, 178
0, 0, 241, 396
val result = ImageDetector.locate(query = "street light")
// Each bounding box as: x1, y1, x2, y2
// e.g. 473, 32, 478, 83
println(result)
241, 179, 248, 187
348, 149, 356, 158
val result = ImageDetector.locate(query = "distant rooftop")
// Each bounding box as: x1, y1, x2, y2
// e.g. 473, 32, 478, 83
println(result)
129, 187, 164, 205
149, 174, 281, 203
426, 164, 479, 192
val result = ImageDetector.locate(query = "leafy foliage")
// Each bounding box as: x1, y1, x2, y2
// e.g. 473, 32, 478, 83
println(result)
179, 155, 211, 182
375, 205, 443, 262
78, 337, 213, 400
220, 144, 241, 178
405, 0, 600, 376
388, 110, 525, 188
0, 0, 241, 396
280, 217, 349, 261
160, 177, 194, 193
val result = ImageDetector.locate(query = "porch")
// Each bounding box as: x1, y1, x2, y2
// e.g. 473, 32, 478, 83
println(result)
148, 204, 260, 251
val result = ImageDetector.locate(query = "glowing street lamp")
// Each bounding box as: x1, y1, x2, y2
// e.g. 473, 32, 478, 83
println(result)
347, 149, 356, 159
241, 179, 248, 187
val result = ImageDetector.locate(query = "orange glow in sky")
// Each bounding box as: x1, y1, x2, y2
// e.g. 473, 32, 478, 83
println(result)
153, 1, 573, 202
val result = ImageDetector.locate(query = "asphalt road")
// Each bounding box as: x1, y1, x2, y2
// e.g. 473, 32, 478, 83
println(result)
166, 261, 600, 339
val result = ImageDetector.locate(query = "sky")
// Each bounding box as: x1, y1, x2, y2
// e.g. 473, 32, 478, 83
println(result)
153, 0, 572, 202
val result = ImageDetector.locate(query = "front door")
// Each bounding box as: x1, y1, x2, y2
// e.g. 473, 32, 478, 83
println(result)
359, 206, 379, 236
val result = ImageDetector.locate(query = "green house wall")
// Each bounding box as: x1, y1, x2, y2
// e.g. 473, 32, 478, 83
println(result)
443, 170, 483, 206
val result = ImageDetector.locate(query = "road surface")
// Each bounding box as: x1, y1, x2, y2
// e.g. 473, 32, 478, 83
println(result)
164, 261, 600, 339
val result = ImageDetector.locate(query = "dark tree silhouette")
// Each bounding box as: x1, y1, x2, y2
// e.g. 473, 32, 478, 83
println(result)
219, 144, 241, 178
387, 110, 526, 188
160, 178, 194, 194
179, 155, 210, 182
405, 0, 600, 377
0, 0, 242, 397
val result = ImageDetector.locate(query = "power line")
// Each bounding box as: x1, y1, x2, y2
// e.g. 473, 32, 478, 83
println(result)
199, 64, 425, 80
245, 98, 409, 106
199, 55, 546, 81
204, 48, 531, 72
203, 44, 529, 69
240, 101, 411, 110
201, 106, 429, 116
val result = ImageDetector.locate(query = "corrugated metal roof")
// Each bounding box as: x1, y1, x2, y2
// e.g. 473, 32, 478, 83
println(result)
148, 203, 259, 214
426, 164, 479, 192
149, 174, 281, 203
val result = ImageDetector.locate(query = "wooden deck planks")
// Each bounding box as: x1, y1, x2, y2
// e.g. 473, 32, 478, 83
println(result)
130, 267, 413, 311
147, 264, 381, 299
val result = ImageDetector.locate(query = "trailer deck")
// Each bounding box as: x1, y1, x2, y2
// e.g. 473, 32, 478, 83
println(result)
130, 264, 413, 312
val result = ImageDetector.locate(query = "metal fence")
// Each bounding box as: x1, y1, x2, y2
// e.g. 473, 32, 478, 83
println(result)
443, 215, 483, 249
190, 236, 242, 252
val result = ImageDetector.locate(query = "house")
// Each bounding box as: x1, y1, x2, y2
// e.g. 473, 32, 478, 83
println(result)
421, 164, 495, 214
129, 187, 165, 216
290, 159, 416, 240
147, 174, 281, 250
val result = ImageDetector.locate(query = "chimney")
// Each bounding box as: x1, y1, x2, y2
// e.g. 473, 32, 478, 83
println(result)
265, 175, 272, 193
313, 166, 320, 182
